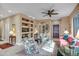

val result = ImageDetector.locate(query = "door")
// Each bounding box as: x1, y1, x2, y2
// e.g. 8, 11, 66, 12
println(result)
53, 25, 59, 38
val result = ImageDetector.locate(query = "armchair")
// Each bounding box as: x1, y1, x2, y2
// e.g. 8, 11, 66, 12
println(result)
23, 37, 39, 55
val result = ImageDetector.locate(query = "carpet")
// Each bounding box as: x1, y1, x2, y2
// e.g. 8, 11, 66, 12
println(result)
0, 43, 13, 49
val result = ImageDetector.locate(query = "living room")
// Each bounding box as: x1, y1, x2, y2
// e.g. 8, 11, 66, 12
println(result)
0, 3, 79, 56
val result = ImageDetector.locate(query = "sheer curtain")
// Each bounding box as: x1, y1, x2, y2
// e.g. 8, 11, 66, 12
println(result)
73, 13, 79, 36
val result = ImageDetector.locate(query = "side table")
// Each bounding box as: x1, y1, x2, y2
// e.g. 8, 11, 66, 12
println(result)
9, 35, 16, 45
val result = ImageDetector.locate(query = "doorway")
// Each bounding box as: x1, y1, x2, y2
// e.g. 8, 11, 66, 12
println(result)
53, 25, 59, 38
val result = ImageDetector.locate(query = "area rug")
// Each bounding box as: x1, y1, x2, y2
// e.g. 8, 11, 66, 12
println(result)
0, 43, 13, 49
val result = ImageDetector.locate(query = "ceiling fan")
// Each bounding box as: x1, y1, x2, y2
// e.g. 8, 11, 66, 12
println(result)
41, 8, 58, 17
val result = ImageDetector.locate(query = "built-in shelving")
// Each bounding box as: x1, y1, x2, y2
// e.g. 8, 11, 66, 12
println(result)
22, 17, 34, 38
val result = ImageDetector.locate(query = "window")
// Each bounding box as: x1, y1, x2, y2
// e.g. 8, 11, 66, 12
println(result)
73, 13, 79, 36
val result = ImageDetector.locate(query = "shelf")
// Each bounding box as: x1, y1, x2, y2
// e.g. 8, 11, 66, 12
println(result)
22, 21, 29, 24
22, 26, 29, 28
22, 20, 33, 24
22, 32, 29, 34
22, 18, 29, 22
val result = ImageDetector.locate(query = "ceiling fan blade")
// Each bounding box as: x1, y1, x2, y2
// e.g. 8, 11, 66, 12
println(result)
48, 14, 52, 17
43, 14, 48, 17
41, 12, 47, 14
51, 9, 54, 12
51, 13, 58, 15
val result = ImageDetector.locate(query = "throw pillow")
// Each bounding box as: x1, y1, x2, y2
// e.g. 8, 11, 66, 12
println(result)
67, 36, 73, 44
63, 34, 69, 40
75, 42, 79, 46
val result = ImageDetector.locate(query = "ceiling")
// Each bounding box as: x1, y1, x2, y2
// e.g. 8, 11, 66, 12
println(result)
0, 3, 77, 20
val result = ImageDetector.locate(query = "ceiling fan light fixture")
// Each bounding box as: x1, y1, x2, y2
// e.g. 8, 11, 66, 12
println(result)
41, 8, 58, 17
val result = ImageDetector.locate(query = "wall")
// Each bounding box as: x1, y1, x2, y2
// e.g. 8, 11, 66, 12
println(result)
9, 14, 22, 44
0, 21, 2, 36
0, 21, 3, 40
60, 16, 71, 35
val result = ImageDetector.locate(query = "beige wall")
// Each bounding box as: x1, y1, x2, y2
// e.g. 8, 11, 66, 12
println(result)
60, 16, 71, 35
0, 21, 2, 36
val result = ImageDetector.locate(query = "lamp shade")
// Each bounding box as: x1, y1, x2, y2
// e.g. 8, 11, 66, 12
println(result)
34, 28, 38, 34
9, 31, 14, 35
64, 30, 69, 34
76, 29, 79, 39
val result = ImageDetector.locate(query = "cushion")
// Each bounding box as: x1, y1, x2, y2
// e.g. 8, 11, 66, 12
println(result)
59, 38, 69, 46
63, 34, 69, 40
59, 36, 63, 39
75, 42, 79, 46
70, 41, 75, 45
64, 46, 70, 54
74, 47, 79, 54
70, 39, 78, 46
67, 37, 73, 44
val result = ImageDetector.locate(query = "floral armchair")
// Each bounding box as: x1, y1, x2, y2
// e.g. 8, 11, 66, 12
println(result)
22, 37, 39, 55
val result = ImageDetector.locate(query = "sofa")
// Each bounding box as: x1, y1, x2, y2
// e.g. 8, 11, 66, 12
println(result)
59, 34, 79, 56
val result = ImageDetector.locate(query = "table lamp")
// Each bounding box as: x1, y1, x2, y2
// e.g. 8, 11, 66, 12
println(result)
9, 30, 14, 36
9, 30, 16, 36
64, 29, 69, 34
63, 29, 69, 40
34, 28, 38, 34
75, 29, 79, 39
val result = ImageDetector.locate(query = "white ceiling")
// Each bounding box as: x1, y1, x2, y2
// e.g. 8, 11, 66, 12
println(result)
0, 3, 77, 20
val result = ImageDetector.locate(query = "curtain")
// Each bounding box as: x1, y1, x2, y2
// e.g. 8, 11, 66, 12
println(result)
73, 14, 79, 37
